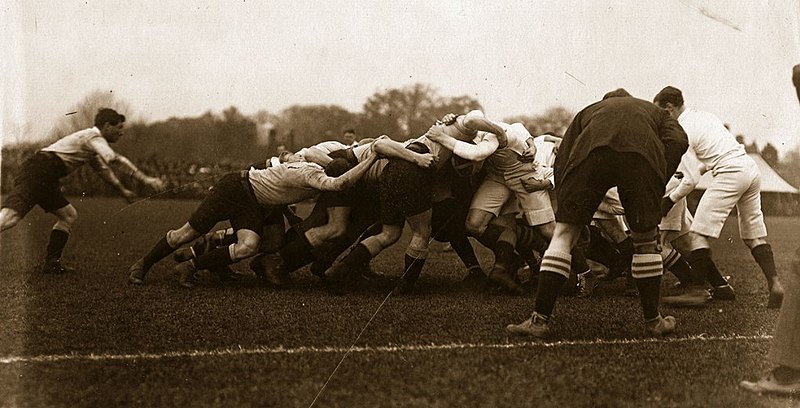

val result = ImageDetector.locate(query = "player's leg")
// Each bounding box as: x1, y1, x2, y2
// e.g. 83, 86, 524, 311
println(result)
616, 152, 675, 335
393, 208, 434, 294
129, 172, 241, 284
507, 148, 613, 338
41, 204, 79, 274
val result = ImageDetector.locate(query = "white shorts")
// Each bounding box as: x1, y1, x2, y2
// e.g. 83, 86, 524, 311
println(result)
691, 155, 767, 240
470, 177, 555, 226
660, 176, 692, 234
593, 187, 625, 220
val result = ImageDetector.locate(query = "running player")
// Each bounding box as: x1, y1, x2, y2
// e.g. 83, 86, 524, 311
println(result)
0, 108, 164, 273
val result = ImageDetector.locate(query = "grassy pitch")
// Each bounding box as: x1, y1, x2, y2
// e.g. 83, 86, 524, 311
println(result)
0, 197, 797, 407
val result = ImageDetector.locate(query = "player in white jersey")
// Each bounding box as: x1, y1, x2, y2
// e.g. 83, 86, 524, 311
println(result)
427, 116, 577, 294
0, 108, 164, 274
127, 148, 378, 287
654, 86, 784, 308
326, 111, 508, 294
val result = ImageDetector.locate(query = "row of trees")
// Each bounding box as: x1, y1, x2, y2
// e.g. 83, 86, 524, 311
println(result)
17, 86, 572, 164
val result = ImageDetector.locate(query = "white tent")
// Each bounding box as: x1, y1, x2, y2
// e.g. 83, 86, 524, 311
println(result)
695, 153, 798, 194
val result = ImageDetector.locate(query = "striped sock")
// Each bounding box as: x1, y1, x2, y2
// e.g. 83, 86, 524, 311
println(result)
534, 249, 572, 318
631, 253, 663, 320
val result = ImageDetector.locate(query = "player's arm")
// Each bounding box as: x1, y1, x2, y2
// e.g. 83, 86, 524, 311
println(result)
88, 137, 165, 192
426, 125, 498, 161
308, 149, 380, 191
460, 110, 508, 148
656, 112, 690, 179
372, 137, 436, 168
88, 156, 137, 203
300, 147, 334, 167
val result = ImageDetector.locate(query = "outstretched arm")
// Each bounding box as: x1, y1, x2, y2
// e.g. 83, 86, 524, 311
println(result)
461, 111, 508, 148
88, 156, 137, 202
88, 137, 165, 192
425, 125, 498, 161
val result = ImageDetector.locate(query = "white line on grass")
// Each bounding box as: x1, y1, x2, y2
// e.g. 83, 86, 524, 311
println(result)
0, 333, 773, 365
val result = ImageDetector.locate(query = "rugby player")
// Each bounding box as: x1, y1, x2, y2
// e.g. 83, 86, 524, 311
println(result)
654, 86, 784, 308
127, 146, 378, 287
507, 89, 688, 338
326, 111, 508, 294
0, 108, 164, 274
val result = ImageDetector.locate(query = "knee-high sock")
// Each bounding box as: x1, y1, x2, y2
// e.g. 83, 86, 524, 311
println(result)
688, 248, 727, 287
448, 235, 480, 270
631, 253, 663, 321
341, 243, 374, 269
514, 223, 550, 254
534, 249, 571, 318
751, 244, 779, 283
474, 224, 503, 251
585, 227, 618, 267
45, 229, 70, 262
194, 245, 234, 270
142, 236, 176, 271
663, 249, 696, 285
278, 232, 316, 272
403, 254, 426, 284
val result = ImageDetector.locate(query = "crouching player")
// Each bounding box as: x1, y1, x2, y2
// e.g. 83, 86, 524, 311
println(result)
127, 147, 378, 287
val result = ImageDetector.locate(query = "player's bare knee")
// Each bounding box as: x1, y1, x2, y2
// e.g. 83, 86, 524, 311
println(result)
743, 237, 767, 249
235, 237, 261, 259
55, 205, 79, 225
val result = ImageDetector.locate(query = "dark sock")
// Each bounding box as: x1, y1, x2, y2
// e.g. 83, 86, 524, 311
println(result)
570, 246, 590, 275
534, 271, 568, 317
278, 232, 315, 272
475, 224, 503, 251
493, 241, 515, 269
688, 248, 728, 287
193, 246, 233, 270
667, 255, 695, 285
143, 236, 176, 270
514, 223, 550, 254
403, 254, 426, 284
343, 244, 374, 268
634, 276, 662, 320
45, 229, 70, 262
448, 235, 480, 270
751, 244, 779, 283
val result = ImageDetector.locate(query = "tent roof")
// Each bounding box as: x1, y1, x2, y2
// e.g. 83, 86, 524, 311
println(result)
695, 153, 799, 194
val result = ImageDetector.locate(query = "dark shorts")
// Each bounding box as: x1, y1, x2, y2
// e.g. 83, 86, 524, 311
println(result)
379, 155, 433, 226
556, 147, 664, 232
188, 172, 273, 235
3, 152, 70, 215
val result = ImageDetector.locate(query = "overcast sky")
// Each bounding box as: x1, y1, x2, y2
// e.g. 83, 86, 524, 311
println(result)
3, 0, 800, 154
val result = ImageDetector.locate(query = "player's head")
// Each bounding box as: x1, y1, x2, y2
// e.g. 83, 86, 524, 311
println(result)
342, 128, 357, 145
324, 158, 351, 177
653, 86, 685, 119
279, 151, 303, 163
602, 88, 632, 100
95, 108, 126, 142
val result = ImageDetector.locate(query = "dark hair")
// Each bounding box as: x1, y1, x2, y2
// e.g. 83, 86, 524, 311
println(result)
324, 158, 351, 177
653, 86, 684, 107
342, 128, 356, 135
94, 108, 126, 127
602, 88, 632, 100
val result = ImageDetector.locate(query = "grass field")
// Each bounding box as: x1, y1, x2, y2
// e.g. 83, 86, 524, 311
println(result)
0, 197, 798, 407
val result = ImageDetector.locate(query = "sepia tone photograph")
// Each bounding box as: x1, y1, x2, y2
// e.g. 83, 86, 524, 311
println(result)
2, 1, 800, 406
